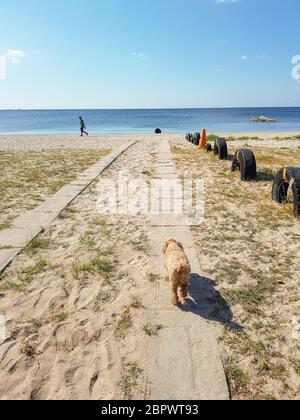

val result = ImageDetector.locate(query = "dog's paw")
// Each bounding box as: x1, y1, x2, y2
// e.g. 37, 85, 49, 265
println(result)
171, 297, 179, 306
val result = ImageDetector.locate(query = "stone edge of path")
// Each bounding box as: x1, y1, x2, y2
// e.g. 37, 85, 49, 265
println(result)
0, 141, 137, 273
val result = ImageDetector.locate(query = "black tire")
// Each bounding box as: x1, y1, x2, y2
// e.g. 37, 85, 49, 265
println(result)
193, 132, 200, 146
231, 151, 240, 172
214, 138, 228, 160
205, 143, 212, 152
272, 168, 288, 203
155, 128, 162, 134
185, 133, 191, 141
231, 149, 257, 180
272, 167, 300, 216
213, 141, 219, 156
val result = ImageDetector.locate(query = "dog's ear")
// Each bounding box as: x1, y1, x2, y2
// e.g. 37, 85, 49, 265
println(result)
162, 240, 169, 254
176, 241, 184, 250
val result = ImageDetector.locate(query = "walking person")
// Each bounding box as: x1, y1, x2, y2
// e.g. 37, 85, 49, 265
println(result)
79, 116, 88, 136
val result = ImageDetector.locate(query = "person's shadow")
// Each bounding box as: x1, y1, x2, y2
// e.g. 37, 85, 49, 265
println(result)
180, 273, 242, 331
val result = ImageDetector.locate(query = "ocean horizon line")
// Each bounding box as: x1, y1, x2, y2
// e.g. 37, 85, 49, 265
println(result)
1, 106, 300, 112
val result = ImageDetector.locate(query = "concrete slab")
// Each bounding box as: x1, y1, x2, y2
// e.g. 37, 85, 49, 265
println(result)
150, 214, 187, 227
13, 211, 58, 229
31, 196, 74, 214
0, 226, 41, 248
51, 185, 85, 199
0, 248, 21, 272
69, 179, 92, 187
142, 312, 229, 400
153, 174, 180, 180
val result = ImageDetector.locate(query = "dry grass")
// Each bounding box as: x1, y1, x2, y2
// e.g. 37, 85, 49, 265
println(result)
25, 238, 51, 256
119, 362, 143, 400
51, 312, 68, 325
114, 308, 133, 341
172, 141, 300, 400
0, 258, 49, 292
71, 254, 115, 284
0, 148, 110, 230
143, 323, 163, 337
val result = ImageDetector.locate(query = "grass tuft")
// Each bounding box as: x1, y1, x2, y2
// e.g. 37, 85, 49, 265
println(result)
119, 362, 143, 400
143, 323, 163, 337
26, 238, 51, 256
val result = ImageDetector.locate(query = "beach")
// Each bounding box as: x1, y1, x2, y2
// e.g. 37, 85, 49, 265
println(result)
0, 132, 299, 400
1, 131, 300, 151
2, 0, 300, 403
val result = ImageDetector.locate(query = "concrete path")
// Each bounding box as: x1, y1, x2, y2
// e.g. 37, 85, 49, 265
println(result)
0, 141, 136, 273
142, 140, 229, 400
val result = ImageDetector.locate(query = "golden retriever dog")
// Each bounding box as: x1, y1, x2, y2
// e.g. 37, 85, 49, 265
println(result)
162, 239, 191, 305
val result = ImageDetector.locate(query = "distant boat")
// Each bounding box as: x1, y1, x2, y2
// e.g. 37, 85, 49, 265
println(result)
250, 115, 276, 123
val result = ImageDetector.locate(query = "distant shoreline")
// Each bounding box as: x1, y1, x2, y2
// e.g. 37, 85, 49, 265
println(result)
1, 131, 300, 137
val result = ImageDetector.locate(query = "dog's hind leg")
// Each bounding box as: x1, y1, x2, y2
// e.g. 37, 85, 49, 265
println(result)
180, 285, 188, 300
171, 282, 180, 306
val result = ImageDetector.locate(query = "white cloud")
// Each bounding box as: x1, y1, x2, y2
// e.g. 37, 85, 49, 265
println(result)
5, 50, 26, 64
240, 54, 248, 60
0, 49, 27, 80
131, 52, 148, 62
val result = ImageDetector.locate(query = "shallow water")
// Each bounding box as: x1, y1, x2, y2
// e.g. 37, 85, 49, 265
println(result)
0, 107, 300, 134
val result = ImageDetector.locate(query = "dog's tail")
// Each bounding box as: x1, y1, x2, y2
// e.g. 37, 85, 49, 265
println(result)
176, 261, 190, 275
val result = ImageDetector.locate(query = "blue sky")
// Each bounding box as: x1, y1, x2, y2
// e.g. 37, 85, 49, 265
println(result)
0, 0, 300, 109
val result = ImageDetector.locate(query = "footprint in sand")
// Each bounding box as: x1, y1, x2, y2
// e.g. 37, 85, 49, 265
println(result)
98, 340, 115, 371
89, 371, 99, 395
292, 315, 300, 339
64, 366, 79, 387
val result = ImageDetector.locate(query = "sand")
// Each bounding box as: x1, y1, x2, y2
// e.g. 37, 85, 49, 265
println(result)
0, 132, 299, 400
0, 131, 300, 151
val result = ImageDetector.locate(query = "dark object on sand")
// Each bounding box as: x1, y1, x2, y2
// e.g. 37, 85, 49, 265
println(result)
231, 149, 257, 181
214, 138, 228, 160
187, 133, 193, 142
205, 143, 212, 152
193, 132, 200, 146
155, 128, 162, 134
272, 167, 300, 216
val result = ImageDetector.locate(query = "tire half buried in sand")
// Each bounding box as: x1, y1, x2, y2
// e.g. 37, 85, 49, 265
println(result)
272, 167, 300, 216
